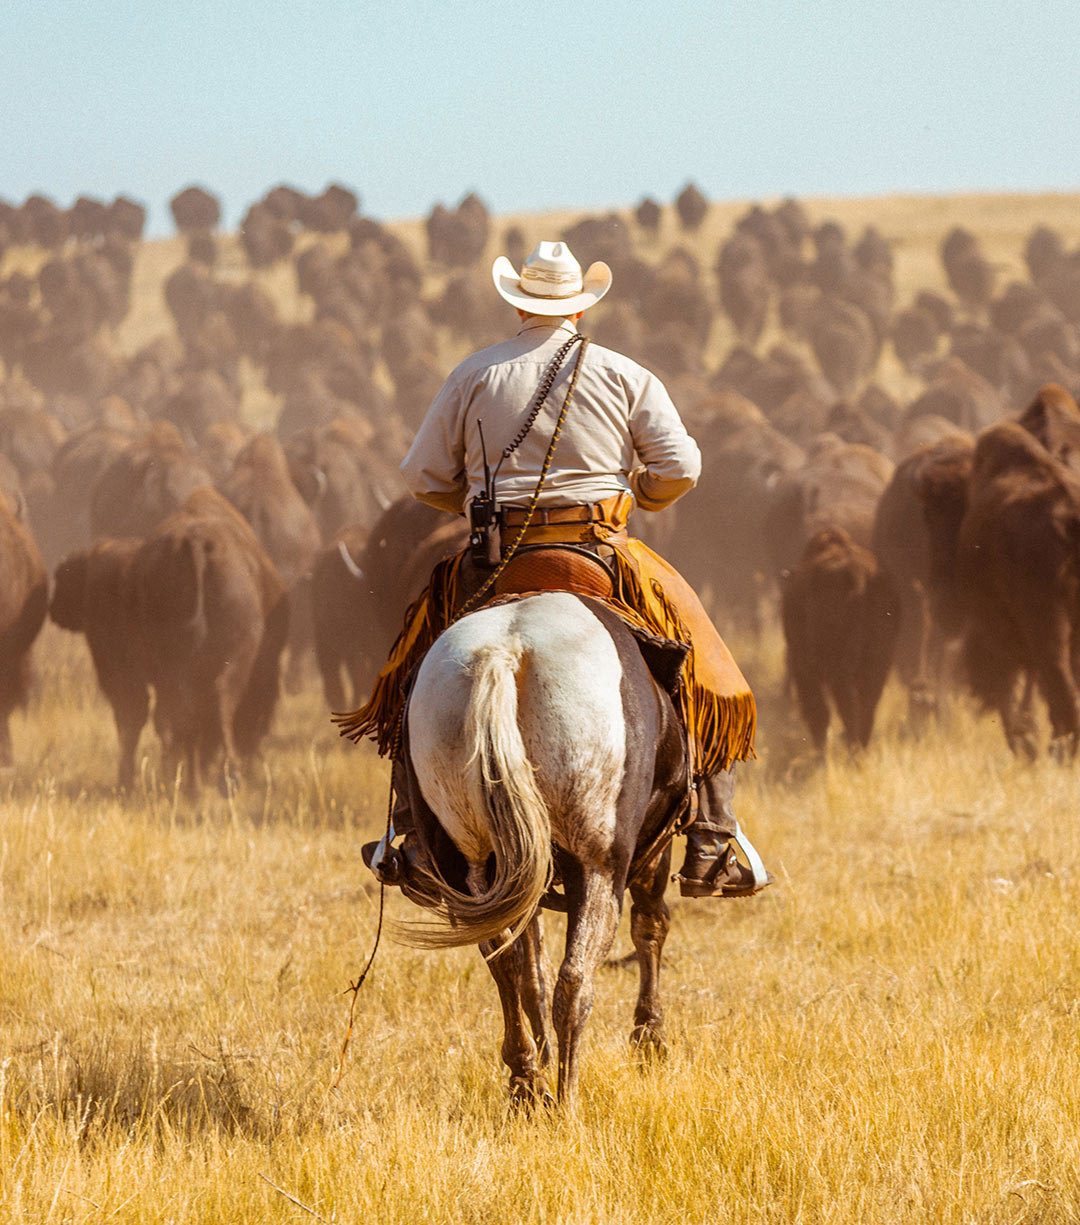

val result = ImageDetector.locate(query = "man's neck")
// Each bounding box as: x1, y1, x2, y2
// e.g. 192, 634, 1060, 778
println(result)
517, 315, 577, 336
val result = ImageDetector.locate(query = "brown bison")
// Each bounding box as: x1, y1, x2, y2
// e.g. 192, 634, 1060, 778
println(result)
357, 497, 468, 663
312, 499, 469, 712
902, 357, 1003, 434
941, 227, 995, 315
283, 417, 405, 540
957, 423, 1080, 756
715, 233, 769, 345
90, 421, 212, 539
669, 395, 804, 627
311, 524, 372, 711
299, 184, 358, 233
49, 538, 146, 786
170, 185, 221, 233
1015, 382, 1080, 475
780, 526, 900, 751
674, 182, 708, 230
51, 489, 288, 790
219, 432, 320, 585
240, 203, 294, 268
425, 194, 489, 267
891, 304, 943, 373
0, 498, 48, 764
765, 441, 894, 576
37, 419, 134, 565
634, 197, 662, 235
871, 435, 975, 718
219, 431, 322, 687
806, 294, 878, 398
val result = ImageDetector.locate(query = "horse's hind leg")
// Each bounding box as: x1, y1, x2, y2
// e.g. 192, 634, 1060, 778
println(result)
518, 914, 553, 1067
480, 919, 554, 1108
629, 845, 672, 1056
554, 865, 620, 1105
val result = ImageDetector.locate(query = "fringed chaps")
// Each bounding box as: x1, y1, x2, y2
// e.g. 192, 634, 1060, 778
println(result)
333, 537, 756, 778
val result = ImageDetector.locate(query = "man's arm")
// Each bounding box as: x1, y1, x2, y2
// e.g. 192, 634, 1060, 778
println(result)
627, 372, 702, 511
400, 372, 469, 515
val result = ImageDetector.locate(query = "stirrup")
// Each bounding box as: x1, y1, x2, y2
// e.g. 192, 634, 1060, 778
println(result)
361, 821, 398, 882
730, 822, 771, 892
674, 822, 774, 898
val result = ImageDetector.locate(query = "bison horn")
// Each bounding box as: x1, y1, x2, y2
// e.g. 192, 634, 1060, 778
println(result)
336, 539, 365, 581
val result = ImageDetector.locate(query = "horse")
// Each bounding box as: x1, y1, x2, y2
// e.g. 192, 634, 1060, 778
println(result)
394, 589, 690, 1106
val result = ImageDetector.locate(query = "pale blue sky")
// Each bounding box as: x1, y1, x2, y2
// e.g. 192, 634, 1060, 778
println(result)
3, 0, 1078, 234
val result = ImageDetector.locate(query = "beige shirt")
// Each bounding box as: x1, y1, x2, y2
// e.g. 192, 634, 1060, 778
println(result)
401, 316, 702, 516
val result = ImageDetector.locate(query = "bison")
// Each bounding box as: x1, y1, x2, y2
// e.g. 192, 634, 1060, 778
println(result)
871, 435, 975, 721
90, 421, 212, 540
764, 440, 894, 576
716, 233, 769, 346
311, 524, 372, 711
49, 538, 146, 787
957, 423, 1080, 756
0, 497, 48, 764
51, 489, 289, 790
1015, 382, 1080, 475
283, 417, 404, 541
780, 526, 900, 751
669, 397, 804, 627
219, 431, 322, 687
170, 186, 221, 233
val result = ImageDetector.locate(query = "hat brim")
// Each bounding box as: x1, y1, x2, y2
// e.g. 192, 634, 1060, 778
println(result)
492, 255, 612, 314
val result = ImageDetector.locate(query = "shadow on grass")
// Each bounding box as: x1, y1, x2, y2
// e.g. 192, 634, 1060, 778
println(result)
4, 1033, 283, 1143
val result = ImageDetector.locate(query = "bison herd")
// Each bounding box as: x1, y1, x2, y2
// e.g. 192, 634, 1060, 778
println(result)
2, 179, 1080, 786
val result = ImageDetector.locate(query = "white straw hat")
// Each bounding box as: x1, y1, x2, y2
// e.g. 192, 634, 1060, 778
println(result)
492, 241, 612, 314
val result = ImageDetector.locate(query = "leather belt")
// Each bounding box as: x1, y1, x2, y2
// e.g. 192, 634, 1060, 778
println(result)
499, 502, 603, 528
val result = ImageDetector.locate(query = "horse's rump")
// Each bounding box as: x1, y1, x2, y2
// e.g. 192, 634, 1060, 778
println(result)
403, 592, 674, 950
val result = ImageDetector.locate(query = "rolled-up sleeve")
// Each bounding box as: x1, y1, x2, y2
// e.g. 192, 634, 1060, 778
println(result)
400, 372, 469, 515
627, 373, 702, 511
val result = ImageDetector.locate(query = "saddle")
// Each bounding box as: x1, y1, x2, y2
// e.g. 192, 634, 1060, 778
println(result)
488, 544, 689, 697
494, 543, 614, 599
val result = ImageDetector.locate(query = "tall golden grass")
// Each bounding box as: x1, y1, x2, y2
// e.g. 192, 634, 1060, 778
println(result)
5, 192, 1080, 1222
5, 622, 1080, 1223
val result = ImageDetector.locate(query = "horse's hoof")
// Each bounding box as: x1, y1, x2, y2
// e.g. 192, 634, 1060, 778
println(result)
508, 1075, 555, 1112
630, 1026, 668, 1062
1049, 734, 1077, 765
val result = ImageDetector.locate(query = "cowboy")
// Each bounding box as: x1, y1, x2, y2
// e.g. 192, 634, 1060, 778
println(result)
351, 241, 772, 899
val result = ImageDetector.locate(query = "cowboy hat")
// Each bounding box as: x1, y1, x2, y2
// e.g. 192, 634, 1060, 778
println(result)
492, 241, 612, 315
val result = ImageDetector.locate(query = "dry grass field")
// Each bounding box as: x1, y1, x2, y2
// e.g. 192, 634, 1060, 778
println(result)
5, 191, 1080, 1223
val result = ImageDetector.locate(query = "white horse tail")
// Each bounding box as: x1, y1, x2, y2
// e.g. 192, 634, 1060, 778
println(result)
403, 639, 552, 954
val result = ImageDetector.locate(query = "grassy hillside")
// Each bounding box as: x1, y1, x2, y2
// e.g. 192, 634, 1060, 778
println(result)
4, 191, 1080, 1223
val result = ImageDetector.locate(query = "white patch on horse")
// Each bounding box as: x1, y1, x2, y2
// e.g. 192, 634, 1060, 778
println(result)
407, 593, 626, 866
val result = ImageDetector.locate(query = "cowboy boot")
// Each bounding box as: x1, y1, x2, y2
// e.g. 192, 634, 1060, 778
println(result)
361, 758, 426, 886
675, 768, 774, 898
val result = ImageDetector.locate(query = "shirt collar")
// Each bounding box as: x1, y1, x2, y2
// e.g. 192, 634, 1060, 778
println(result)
516, 315, 579, 337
